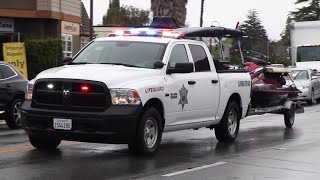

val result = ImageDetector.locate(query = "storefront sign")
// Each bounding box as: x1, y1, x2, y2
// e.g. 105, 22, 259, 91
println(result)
61, 21, 80, 35
3, 42, 28, 79
0, 18, 14, 32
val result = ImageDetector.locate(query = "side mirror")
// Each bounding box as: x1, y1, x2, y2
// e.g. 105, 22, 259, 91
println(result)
311, 76, 319, 80
154, 60, 165, 69
167, 62, 194, 74
63, 57, 73, 65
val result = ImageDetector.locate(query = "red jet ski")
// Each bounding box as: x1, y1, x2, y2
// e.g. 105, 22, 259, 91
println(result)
244, 63, 301, 108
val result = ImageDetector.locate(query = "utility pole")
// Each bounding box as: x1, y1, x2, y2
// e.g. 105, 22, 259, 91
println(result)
90, 0, 94, 41
200, 0, 205, 27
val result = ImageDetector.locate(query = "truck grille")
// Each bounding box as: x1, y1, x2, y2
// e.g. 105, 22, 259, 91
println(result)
32, 79, 111, 111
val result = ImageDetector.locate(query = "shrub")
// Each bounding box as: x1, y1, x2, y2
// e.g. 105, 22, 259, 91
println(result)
24, 38, 63, 79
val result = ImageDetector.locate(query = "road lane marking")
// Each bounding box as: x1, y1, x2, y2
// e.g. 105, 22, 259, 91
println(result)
162, 161, 227, 177
0, 144, 33, 153
0, 141, 78, 154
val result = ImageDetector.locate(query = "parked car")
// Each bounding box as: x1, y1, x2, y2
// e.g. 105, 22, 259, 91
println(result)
0, 62, 28, 129
288, 68, 320, 105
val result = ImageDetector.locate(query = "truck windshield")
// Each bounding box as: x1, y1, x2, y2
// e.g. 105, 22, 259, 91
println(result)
71, 41, 167, 69
297, 46, 320, 62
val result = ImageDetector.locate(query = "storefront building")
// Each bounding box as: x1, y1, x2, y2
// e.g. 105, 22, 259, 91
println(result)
0, 0, 90, 60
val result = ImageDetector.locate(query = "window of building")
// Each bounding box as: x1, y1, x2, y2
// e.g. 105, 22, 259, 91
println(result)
168, 44, 189, 68
0, 65, 17, 79
62, 34, 73, 57
189, 44, 210, 72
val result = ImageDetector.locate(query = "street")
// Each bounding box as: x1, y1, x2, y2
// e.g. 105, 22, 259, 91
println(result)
0, 104, 319, 180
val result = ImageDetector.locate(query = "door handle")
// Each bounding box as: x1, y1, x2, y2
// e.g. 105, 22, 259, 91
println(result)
5, 84, 11, 88
211, 80, 219, 84
188, 81, 196, 85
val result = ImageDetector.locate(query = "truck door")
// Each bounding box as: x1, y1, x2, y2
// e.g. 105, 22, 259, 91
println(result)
186, 44, 220, 121
164, 43, 196, 127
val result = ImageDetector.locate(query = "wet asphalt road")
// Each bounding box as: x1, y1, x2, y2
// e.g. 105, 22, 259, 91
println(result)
0, 104, 320, 180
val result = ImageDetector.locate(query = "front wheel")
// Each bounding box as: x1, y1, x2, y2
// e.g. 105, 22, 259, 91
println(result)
128, 107, 163, 156
5, 98, 23, 129
29, 136, 61, 149
284, 107, 295, 128
215, 101, 240, 142
307, 89, 315, 105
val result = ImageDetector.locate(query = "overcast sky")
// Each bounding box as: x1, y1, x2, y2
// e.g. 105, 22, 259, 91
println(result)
82, 0, 298, 40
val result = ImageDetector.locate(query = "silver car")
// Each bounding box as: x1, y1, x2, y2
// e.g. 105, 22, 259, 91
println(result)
289, 68, 320, 105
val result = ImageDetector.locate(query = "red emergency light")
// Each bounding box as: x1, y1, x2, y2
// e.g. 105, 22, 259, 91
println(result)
80, 85, 90, 92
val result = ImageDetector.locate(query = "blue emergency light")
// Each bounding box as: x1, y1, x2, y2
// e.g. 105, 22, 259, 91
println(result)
110, 28, 183, 38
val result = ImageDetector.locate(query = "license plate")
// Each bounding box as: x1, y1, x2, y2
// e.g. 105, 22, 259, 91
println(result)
53, 118, 72, 130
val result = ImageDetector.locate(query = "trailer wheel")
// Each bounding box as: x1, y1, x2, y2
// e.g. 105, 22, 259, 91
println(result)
284, 107, 295, 128
215, 101, 240, 142
128, 107, 163, 156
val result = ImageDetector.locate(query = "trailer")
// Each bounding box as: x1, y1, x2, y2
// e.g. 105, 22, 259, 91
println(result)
245, 65, 304, 127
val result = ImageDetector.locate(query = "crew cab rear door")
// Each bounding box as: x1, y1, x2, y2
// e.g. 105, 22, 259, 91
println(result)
186, 43, 220, 121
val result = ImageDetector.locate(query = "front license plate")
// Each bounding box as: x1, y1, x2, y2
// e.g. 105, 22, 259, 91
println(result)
53, 118, 72, 130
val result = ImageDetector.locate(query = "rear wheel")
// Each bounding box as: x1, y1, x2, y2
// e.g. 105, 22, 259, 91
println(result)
5, 98, 23, 129
29, 135, 61, 149
284, 107, 295, 128
128, 107, 163, 156
215, 101, 240, 142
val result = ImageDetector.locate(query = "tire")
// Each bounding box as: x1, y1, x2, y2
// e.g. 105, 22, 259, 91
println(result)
29, 135, 61, 149
307, 89, 315, 105
284, 106, 295, 128
215, 101, 240, 142
5, 98, 23, 129
128, 107, 163, 156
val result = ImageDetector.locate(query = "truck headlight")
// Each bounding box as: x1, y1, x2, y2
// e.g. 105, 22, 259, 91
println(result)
110, 89, 141, 105
26, 83, 34, 100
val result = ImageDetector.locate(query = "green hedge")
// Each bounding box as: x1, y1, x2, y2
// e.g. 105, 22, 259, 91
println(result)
24, 38, 63, 79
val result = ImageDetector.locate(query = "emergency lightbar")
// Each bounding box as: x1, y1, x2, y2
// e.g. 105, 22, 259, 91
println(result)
109, 28, 185, 38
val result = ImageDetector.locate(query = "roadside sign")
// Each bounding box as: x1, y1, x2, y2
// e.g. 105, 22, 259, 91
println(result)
2, 42, 28, 79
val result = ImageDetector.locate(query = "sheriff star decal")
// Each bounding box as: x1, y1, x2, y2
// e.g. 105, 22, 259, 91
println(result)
179, 85, 189, 110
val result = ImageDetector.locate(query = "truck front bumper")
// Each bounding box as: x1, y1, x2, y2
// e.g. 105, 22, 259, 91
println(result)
21, 101, 142, 144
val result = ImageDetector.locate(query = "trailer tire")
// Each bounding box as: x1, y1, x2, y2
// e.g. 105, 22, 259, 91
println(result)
215, 101, 240, 142
128, 107, 163, 156
284, 107, 295, 128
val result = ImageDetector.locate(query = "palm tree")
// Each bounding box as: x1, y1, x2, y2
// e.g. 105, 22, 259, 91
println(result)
151, 0, 188, 27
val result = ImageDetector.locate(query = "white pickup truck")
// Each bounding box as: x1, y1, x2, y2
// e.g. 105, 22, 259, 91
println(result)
21, 27, 251, 155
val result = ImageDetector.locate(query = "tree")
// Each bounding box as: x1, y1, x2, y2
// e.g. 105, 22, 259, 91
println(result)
151, 0, 188, 27
291, 0, 320, 21
102, 0, 150, 26
279, 16, 292, 46
239, 9, 269, 61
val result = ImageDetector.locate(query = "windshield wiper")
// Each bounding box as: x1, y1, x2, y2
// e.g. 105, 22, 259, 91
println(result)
99, 63, 142, 68
69, 62, 92, 65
